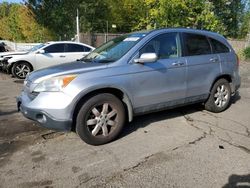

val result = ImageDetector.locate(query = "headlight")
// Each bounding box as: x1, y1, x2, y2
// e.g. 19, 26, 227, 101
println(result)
4, 56, 12, 61
33, 75, 77, 92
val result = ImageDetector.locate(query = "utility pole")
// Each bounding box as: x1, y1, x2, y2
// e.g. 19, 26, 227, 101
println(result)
106, 21, 109, 42
76, 8, 80, 42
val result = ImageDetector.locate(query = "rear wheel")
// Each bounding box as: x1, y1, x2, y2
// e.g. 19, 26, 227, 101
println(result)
76, 93, 125, 145
12, 62, 32, 79
205, 78, 231, 113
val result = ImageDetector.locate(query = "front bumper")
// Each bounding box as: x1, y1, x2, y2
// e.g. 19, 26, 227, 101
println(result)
17, 91, 73, 131
0, 59, 11, 72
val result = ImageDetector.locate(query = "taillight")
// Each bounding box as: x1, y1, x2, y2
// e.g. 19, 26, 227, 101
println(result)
236, 54, 240, 66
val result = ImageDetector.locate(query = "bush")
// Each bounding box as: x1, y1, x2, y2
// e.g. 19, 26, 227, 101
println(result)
243, 46, 250, 60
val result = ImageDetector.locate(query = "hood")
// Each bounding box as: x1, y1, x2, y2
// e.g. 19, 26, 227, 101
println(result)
28, 61, 108, 83
0, 51, 28, 58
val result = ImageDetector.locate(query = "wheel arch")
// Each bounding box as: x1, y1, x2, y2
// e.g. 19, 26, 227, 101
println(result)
210, 74, 232, 92
71, 87, 134, 131
13, 60, 34, 71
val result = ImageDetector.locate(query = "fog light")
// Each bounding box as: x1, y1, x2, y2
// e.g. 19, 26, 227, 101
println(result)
36, 114, 47, 123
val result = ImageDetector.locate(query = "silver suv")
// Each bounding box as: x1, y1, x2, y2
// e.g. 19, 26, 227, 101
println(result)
17, 28, 241, 145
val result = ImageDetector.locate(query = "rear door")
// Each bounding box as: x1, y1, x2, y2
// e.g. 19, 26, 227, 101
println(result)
209, 37, 232, 72
65, 44, 92, 62
182, 32, 221, 102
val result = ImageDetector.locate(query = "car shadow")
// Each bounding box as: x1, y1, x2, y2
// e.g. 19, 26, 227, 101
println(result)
13, 79, 24, 84
222, 174, 250, 188
119, 103, 204, 139
231, 91, 241, 104
0, 109, 18, 116
119, 92, 242, 139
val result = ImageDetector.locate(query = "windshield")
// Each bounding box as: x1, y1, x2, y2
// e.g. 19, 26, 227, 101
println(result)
29, 43, 46, 52
81, 33, 147, 63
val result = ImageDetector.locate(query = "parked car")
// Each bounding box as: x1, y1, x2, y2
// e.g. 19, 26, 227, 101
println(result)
6, 41, 94, 79
0, 51, 29, 72
17, 28, 241, 145
0, 42, 8, 52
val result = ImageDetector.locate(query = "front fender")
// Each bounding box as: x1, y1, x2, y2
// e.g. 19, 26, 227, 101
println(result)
71, 85, 134, 122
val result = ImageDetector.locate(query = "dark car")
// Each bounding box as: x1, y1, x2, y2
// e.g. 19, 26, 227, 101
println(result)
0, 42, 8, 52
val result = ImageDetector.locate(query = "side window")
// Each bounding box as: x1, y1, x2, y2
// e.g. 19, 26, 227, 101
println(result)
140, 32, 179, 59
44, 44, 65, 53
83, 46, 91, 52
183, 33, 212, 56
210, 38, 230, 54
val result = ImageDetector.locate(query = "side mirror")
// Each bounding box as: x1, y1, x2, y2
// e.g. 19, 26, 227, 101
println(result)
134, 53, 157, 63
37, 49, 45, 54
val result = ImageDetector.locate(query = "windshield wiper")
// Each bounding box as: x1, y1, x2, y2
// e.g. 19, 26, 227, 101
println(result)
97, 59, 116, 63
79, 57, 93, 62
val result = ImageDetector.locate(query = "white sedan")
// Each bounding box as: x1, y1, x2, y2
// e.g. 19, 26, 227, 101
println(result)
7, 41, 94, 79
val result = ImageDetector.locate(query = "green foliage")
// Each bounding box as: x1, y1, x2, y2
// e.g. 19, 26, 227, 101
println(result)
134, 0, 225, 33
209, 0, 245, 38
2, 0, 250, 41
239, 12, 250, 39
243, 46, 250, 59
0, 2, 54, 42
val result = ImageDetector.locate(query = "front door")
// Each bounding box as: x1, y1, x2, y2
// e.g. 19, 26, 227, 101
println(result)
129, 32, 187, 113
35, 43, 67, 70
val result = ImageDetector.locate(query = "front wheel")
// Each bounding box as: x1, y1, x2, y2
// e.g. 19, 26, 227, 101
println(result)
205, 78, 231, 113
11, 62, 32, 79
76, 93, 125, 145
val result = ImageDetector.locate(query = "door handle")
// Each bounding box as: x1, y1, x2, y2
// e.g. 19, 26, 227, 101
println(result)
59, 55, 66, 58
210, 57, 219, 63
172, 62, 185, 67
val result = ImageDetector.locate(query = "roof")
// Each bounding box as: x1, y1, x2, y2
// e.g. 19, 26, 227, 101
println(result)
45, 41, 95, 49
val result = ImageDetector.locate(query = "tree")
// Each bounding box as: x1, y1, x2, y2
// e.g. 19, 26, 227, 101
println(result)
209, 0, 245, 38
24, 0, 250, 39
239, 11, 250, 39
26, 0, 79, 40
0, 2, 54, 42
134, 0, 224, 33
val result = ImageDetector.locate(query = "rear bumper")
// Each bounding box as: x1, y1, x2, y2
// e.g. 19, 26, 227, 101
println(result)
230, 70, 241, 95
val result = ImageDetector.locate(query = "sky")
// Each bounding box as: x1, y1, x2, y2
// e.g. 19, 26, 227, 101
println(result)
0, 0, 23, 3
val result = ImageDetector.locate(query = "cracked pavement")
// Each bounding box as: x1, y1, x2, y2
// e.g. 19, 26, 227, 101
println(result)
0, 63, 250, 188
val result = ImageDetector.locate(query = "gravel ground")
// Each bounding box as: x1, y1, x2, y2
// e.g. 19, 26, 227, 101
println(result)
0, 63, 249, 188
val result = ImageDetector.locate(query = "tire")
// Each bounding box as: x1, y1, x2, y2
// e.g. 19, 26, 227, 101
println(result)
205, 78, 231, 113
11, 62, 32, 79
76, 93, 125, 145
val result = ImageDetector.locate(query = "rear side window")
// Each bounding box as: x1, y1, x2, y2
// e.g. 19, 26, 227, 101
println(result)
44, 44, 65, 53
183, 33, 212, 56
210, 38, 230, 54
65, 44, 91, 52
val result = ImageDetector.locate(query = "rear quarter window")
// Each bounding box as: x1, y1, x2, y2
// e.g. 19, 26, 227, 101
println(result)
210, 38, 230, 54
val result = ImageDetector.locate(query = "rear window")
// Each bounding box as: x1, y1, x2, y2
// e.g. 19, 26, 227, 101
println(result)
183, 33, 212, 56
210, 38, 230, 54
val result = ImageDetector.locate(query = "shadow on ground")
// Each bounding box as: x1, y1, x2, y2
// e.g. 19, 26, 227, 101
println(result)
223, 174, 250, 188
0, 109, 18, 116
119, 92, 241, 140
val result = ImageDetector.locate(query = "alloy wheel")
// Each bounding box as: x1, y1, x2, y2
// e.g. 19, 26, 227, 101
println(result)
14, 64, 30, 79
86, 103, 118, 137
214, 84, 229, 108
